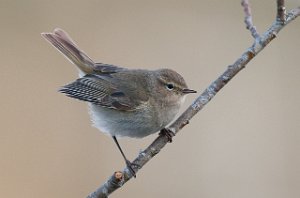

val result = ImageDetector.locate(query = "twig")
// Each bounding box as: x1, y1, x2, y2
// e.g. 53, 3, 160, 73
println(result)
241, 0, 260, 39
86, 3, 300, 198
277, 0, 286, 23
286, 6, 300, 23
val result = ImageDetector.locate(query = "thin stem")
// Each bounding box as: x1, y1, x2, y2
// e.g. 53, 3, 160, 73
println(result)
277, 0, 286, 23
241, 0, 260, 39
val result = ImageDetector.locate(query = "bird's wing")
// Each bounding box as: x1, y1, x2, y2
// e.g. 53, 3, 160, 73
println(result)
59, 74, 141, 111
93, 63, 127, 74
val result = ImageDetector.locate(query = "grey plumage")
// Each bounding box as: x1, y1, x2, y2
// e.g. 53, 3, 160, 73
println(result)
42, 28, 196, 177
41, 28, 196, 138
59, 74, 133, 111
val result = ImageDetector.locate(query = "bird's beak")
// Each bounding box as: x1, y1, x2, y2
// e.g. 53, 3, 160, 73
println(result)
182, 88, 197, 94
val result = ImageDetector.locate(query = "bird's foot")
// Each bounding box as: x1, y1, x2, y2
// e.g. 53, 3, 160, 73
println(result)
159, 128, 175, 143
125, 160, 140, 178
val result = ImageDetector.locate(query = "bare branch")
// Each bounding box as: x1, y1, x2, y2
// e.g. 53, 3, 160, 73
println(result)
86, 5, 300, 198
87, 172, 123, 198
241, 0, 260, 39
286, 6, 300, 22
277, 0, 286, 23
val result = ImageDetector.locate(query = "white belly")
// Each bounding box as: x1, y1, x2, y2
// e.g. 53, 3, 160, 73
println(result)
88, 104, 163, 138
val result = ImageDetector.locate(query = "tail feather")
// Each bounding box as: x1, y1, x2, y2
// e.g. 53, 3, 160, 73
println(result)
41, 28, 95, 74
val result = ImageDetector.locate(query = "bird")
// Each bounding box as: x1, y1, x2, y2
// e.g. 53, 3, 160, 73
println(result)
41, 28, 196, 177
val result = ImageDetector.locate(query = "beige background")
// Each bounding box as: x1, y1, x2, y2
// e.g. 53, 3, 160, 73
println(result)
1, 0, 299, 197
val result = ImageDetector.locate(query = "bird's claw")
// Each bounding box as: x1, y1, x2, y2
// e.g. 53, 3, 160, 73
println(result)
125, 160, 140, 178
159, 128, 175, 143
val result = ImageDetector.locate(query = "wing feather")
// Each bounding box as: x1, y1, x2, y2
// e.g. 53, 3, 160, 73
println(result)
59, 74, 136, 111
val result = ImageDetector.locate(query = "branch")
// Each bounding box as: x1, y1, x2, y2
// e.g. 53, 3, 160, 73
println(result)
87, 3, 300, 198
241, 0, 260, 39
277, 0, 286, 23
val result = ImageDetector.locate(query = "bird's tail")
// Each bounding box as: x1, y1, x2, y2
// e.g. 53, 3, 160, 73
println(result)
41, 28, 95, 74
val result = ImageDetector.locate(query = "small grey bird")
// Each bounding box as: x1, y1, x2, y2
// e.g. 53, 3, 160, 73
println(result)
42, 28, 196, 176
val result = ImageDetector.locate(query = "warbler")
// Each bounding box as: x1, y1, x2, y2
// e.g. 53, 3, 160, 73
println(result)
42, 28, 196, 177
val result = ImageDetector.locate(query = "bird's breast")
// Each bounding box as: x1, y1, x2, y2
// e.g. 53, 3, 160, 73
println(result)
88, 103, 170, 138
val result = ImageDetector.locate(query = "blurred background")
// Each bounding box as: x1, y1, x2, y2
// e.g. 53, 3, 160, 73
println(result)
0, 0, 299, 197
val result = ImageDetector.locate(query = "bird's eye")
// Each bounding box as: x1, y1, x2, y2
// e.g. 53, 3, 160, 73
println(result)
166, 83, 174, 90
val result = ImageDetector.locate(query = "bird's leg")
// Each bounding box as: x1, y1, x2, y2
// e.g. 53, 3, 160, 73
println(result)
159, 128, 175, 143
112, 136, 138, 178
